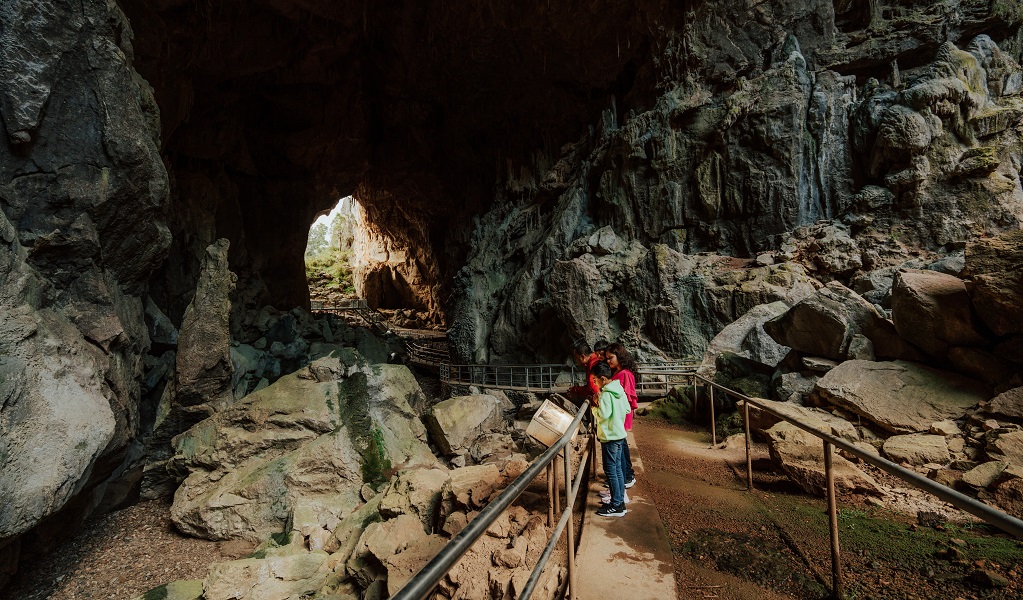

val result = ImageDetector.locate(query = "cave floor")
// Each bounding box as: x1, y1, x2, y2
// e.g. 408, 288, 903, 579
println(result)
632, 418, 1023, 600
3, 497, 251, 600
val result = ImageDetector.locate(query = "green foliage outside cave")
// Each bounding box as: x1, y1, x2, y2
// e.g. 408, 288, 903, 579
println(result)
306, 210, 357, 304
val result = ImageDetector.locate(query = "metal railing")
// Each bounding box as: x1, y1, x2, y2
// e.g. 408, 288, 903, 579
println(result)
404, 340, 450, 368
440, 363, 577, 393
392, 396, 592, 600
679, 373, 1023, 599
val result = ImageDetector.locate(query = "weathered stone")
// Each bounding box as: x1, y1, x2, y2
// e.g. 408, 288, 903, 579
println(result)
764, 282, 921, 362
378, 467, 450, 532
772, 372, 818, 404
988, 387, 1023, 419
882, 434, 950, 466
987, 431, 1023, 466
766, 422, 881, 497
425, 395, 505, 455
962, 230, 1023, 337
814, 361, 989, 433
801, 357, 839, 373
961, 461, 1009, 489
930, 468, 964, 489
176, 239, 237, 406
742, 398, 858, 442
947, 346, 1016, 387
890, 269, 988, 360
698, 301, 792, 379
993, 478, 1023, 519
170, 366, 435, 541
929, 420, 962, 436
446, 463, 503, 511
970, 569, 1010, 589
145, 297, 179, 347
469, 432, 519, 466
203, 549, 329, 600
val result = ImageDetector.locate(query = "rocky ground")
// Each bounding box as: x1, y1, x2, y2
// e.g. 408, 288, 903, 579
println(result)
2, 499, 250, 600
635, 417, 1023, 600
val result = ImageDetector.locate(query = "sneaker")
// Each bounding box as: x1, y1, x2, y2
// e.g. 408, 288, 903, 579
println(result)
600, 491, 630, 504
596, 503, 627, 517
624, 477, 637, 489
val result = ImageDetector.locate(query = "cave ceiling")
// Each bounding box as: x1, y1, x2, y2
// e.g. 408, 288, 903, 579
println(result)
118, 0, 676, 312
111, 0, 1022, 314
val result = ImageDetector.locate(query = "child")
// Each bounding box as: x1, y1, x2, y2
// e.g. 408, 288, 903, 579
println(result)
591, 361, 631, 517
604, 342, 638, 488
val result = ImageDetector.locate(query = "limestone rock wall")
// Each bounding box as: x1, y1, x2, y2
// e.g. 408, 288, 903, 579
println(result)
0, 0, 171, 575
449, 3, 1023, 363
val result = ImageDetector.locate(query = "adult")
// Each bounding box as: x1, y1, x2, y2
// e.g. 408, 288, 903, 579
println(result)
568, 340, 601, 407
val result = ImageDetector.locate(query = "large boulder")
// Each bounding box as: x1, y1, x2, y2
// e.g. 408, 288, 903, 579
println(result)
814, 360, 989, 433
743, 398, 858, 442
176, 239, 237, 406
987, 430, 1023, 466
698, 301, 791, 379
890, 269, 988, 360
378, 467, 451, 531
0, 209, 146, 564
170, 363, 436, 541
987, 387, 1023, 419
962, 230, 1023, 337
882, 434, 951, 466
764, 282, 921, 362
765, 421, 881, 497
424, 395, 506, 455
345, 513, 446, 591
203, 547, 330, 600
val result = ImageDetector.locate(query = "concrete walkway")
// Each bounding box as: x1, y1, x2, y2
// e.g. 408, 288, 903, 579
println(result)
574, 432, 677, 599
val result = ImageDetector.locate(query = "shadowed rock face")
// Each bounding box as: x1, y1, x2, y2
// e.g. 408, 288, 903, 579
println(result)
2, 0, 1023, 585
119, 0, 671, 318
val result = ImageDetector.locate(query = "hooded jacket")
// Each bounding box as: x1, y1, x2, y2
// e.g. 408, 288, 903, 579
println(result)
592, 378, 630, 442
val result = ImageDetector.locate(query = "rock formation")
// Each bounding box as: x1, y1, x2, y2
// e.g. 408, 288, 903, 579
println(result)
3, 0, 1023, 586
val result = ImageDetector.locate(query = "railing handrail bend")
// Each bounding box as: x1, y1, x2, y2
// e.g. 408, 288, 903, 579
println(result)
391, 398, 590, 600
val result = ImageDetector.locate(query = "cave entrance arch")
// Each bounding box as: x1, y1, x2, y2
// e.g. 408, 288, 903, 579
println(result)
304, 194, 444, 326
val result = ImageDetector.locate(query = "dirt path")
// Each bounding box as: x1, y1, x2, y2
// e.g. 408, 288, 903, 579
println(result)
633, 417, 1023, 600
3, 499, 250, 600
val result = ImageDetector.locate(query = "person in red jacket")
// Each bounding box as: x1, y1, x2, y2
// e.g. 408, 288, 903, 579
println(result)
568, 340, 601, 406
604, 342, 638, 487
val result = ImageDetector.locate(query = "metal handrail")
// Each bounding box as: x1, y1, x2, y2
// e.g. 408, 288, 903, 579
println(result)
678, 372, 1023, 599
520, 439, 591, 600
391, 398, 591, 600
696, 375, 1023, 537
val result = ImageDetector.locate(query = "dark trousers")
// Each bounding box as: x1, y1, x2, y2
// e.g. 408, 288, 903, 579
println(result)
601, 438, 627, 506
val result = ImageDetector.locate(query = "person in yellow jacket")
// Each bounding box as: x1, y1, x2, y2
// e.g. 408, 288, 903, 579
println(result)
591, 361, 631, 517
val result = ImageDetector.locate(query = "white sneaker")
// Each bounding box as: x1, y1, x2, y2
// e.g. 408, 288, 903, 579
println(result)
624, 477, 636, 488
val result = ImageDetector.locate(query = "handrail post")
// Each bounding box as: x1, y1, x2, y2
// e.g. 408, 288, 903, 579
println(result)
547, 462, 555, 527
553, 455, 561, 517
744, 400, 753, 491
824, 441, 843, 599
709, 385, 717, 447
564, 444, 576, 600
691, 377, 697, 420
